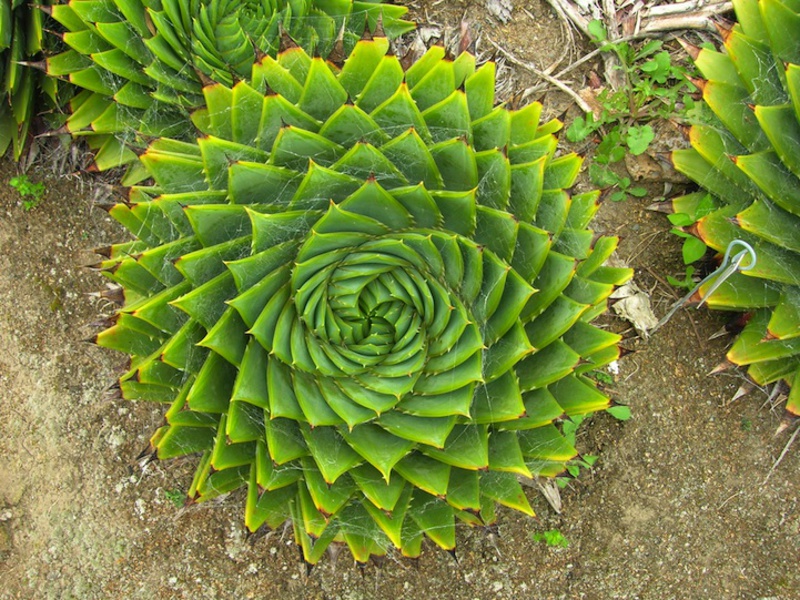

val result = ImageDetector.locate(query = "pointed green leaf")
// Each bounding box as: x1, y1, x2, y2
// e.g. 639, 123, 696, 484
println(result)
480, 471, 534, 516
517, 340, 580, 391
472, 370, 526, 424
297, 58, 347, 121
408, 491, 456, 550
430, 137, 478, 192
265, 417, 308, 465
378, 412, 456, 448
394, 452, 451, 497
301, 424, 362, 484
421, 424, 489, 470
341, 423, 414, 481
302, 460, 354, 516
350, 464, 407, 511
518, 423, 576, 461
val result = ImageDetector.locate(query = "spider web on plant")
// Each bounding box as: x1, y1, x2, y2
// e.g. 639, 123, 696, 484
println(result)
88, 9, 629, 561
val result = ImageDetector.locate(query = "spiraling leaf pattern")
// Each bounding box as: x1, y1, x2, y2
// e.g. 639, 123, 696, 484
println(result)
670, 0, 800, 416
44, 0, 413, 173
96, 38, 632, 563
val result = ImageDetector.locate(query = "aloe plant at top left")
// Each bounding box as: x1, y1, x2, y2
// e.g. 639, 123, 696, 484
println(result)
41, 0, 414, 178
0, 0, 59, 159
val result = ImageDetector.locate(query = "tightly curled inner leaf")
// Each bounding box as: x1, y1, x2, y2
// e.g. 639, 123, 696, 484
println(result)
97, 38, 632, 563
670, 0, 800, 416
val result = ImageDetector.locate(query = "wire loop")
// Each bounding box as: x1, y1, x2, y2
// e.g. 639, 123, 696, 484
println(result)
652, 239, 757, 333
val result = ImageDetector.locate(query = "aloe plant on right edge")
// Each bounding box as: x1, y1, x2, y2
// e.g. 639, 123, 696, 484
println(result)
669, 0, 800, 418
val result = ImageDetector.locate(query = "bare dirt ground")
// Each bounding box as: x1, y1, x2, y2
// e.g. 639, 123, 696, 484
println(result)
0, 2, 798, 599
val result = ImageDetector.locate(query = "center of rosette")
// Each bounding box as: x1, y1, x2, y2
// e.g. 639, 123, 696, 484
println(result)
239, 194, 490, 420
293, 246, 436, 376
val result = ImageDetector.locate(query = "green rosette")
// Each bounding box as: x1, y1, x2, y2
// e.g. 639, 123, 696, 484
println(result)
96, 38, 632, 563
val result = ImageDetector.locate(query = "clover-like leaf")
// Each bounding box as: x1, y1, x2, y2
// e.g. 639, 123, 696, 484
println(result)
626, 124, 654, 155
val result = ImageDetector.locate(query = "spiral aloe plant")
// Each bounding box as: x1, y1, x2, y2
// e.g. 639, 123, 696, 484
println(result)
0, 0, 58, 159
668, 0, 800, 417
42, 0, 413, 175
96, 38, 632, 563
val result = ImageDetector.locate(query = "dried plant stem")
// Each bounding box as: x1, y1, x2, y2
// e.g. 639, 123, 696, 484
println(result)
762, 423, 800, 484
487, 38, 593, 113
545, 0, 595, 37
640, 11, 730, 33
544, 0, 732, 92
644, 1, 732, 18
545, 0, 733, 36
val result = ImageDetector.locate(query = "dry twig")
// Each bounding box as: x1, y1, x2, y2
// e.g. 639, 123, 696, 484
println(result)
762, 423, 800, 484
639, 1, 733, 33
487, 38, 593, 112
545, 0, 733, 36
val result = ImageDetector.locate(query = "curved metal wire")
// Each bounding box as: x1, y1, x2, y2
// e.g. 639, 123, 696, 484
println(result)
653, 239, 757, 333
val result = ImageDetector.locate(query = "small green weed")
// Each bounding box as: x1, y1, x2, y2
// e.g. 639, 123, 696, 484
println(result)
556, 405, 630, 489
558, 416, 600, 488
666, 193, 715, 264
567, 20, 697, 201
740, 417, 752, 432
562, 454, 599, 484
532, 529, 569, 548
588, 160, 649, 203
606, 405, 632, 421
163, 488, 186, 508
588, 369, 615, 385
9, 175, 46, 210
666, 265, 697, 290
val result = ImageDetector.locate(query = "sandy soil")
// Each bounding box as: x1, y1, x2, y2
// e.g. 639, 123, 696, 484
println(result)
0, 2, 798, 599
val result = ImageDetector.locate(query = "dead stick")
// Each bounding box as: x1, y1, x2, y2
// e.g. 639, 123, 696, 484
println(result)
641, 12, 730, 33
487, 38, 593, 113
762, 423, 800, 484
545, 0, 592, 37
547, 0, 732, 37
644, 1, 732, 18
